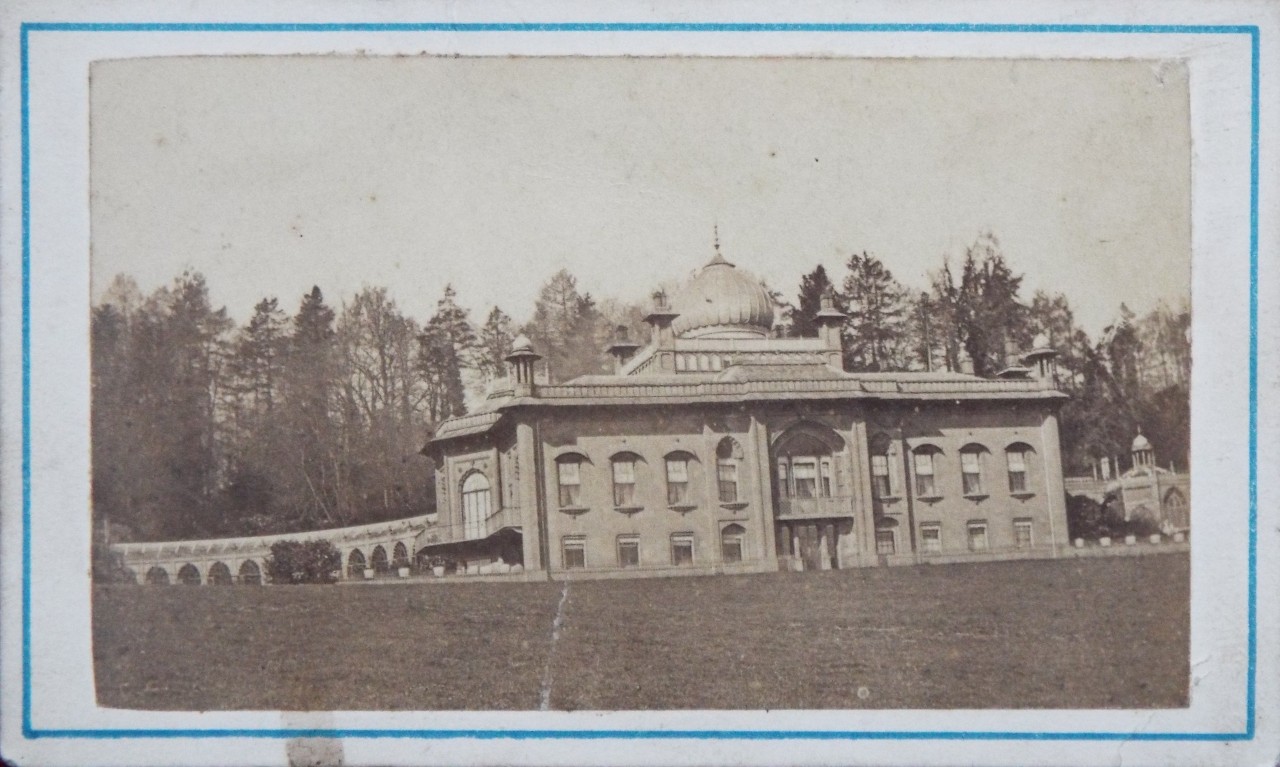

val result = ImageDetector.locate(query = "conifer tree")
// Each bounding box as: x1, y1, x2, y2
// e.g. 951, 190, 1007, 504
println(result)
841, 251, 911, 371
790, 265, 835, 338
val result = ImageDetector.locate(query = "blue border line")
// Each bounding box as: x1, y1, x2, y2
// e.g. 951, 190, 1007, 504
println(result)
18, 21, 1260, 743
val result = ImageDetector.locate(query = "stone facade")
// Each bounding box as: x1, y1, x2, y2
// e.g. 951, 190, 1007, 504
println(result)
424, 251, 1070, 579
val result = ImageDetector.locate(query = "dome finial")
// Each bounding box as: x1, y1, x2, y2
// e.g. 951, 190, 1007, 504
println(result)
706, 223, 732, 268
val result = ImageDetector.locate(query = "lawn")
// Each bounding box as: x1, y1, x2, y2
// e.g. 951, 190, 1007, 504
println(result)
94, 553, 1188, 711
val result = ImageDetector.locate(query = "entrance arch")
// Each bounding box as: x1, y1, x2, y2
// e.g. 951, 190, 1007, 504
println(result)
207, 561, 233, 585
347, 549, 366, 578
177, 564, 201, 585
371, 545, 389, 575
145, 566, 169, 585
238, 559, 262, 585
772, 422, 848, 571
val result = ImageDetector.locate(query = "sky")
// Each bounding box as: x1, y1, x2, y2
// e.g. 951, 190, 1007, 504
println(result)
90, 56, 1191, 338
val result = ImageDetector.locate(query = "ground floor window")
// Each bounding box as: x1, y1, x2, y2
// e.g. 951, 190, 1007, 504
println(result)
562, 536, 586, 569
967, 521, 989, 552
721, 524, 746, 563
875, 529, 897, 555
617, 535, 640, 567
920, 523, 942, 553
671, 533, 695, 566
1014, 519, 1033, 548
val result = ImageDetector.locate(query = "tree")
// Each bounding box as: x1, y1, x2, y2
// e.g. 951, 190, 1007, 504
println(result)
953, 233, 1030, 377
418, 284, 476, 422
525, 269, 610, 382
790, 265, 835, 338
265, 540, 342, 584
476, 306, 515, 381
841, 251, 912, 371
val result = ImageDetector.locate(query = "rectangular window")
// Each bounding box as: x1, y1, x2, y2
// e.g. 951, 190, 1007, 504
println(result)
875, 529, 897, 555
717, 461, 738, 503
562, 536, 586, 569
671, 533, 695, 566
961, 451, 984, 495
920, 523, 942, 553
776, 459, 790, 498
820, 457, 833, 497
666, 458, 689, 505
967, 522, 989, 552
617, 535, 640, 567
675, 354, 688, 371
793, 460, 818, 499
612, 459, 636, 507
871, 455, 891, 498
721, 534, 743, 563
1008, 450, 1028, 493
557, 461, 581, 507
914, 452, 936, 497
1014, 520, 1033, 548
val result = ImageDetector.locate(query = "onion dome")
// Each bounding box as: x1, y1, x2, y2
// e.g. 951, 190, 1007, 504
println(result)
1132, 430, 1152, 453
670, 251, 775, 339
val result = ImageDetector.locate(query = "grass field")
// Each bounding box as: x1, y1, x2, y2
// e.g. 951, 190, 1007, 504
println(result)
94, 553, 1188, 710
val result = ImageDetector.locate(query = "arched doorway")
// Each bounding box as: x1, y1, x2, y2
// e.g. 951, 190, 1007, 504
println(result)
371, 545, 390, 576
238, 559, 262, 585
461, 471, 491, 540
177, 564, 201, 585
347, 549, 366, 578
145, 566, 169, 585
207, 562, 233, 585
772, 423, 847, 571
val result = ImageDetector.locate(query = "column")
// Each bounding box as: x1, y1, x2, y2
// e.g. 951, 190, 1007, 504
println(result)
1041, 409, 1068, 557
515, 418, 544, 572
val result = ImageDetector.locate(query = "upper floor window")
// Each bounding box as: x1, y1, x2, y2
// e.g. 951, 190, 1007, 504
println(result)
1006, 444, 1033, 493
665, 454, 691, 505
775, 429, 840, 499
869, 433, 893, 498
556, 457, 582, 507
913, 446, 941, 497
612, 455, 637, 507
960, 445, 986, 496
461, 471, 491, 539
716, 438, 742, 503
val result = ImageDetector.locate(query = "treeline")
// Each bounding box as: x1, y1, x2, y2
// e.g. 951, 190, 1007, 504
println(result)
778, 232, 1190, 476
92, 232, 1189, 542
92, 269, 641, 542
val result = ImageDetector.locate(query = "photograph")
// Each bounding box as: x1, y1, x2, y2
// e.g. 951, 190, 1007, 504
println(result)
87, 55, 1194, 712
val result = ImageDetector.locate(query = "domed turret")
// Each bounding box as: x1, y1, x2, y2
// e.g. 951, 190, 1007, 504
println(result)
670, 245, 774, 340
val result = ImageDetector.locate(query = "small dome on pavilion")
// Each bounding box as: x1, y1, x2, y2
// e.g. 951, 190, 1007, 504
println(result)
1132, 431, 1152, 452
670, 251, 775, 339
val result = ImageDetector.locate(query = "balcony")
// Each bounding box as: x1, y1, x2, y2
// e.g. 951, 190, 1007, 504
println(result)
418, 505, 522, 548
775, 495, 857, 520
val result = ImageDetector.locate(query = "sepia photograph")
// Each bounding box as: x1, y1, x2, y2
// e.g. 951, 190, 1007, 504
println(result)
86, 55, 1195, 713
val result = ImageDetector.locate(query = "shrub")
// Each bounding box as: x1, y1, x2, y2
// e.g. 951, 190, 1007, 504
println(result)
265, 540, 342, 585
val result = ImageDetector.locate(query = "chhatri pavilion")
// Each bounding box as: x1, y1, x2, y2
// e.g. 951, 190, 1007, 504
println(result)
422, 248, 1070, 578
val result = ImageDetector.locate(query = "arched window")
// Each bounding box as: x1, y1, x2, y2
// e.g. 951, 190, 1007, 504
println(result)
912, 445, 943, 498
775, 426, 842, 499
721, 523, 747, 563
347, 548, 366, 578
960, 444, 989, 496
556, 455, 584, 508
371, 545, 390, 575
461, 471, 491, 539
1005, 443, 1034, 493
868, 433, 894, 499
392, 542, 410, 569
207, 561, 232, 585
611, 453, 640, 507
238, 559, 261, 585
145, 566, 170, 585
716, 437, 743, 503
177, 564, 201, 586
665, 451, 695, 505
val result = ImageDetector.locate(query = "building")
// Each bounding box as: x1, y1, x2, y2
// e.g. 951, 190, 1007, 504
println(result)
1063, 430, 1191, 535
422, 249, 1071, 579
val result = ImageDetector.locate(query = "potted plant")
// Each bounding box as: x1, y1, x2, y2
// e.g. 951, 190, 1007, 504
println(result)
426, 555, 447, 577
397, 564, 411, 578
362, 567, 375, 579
